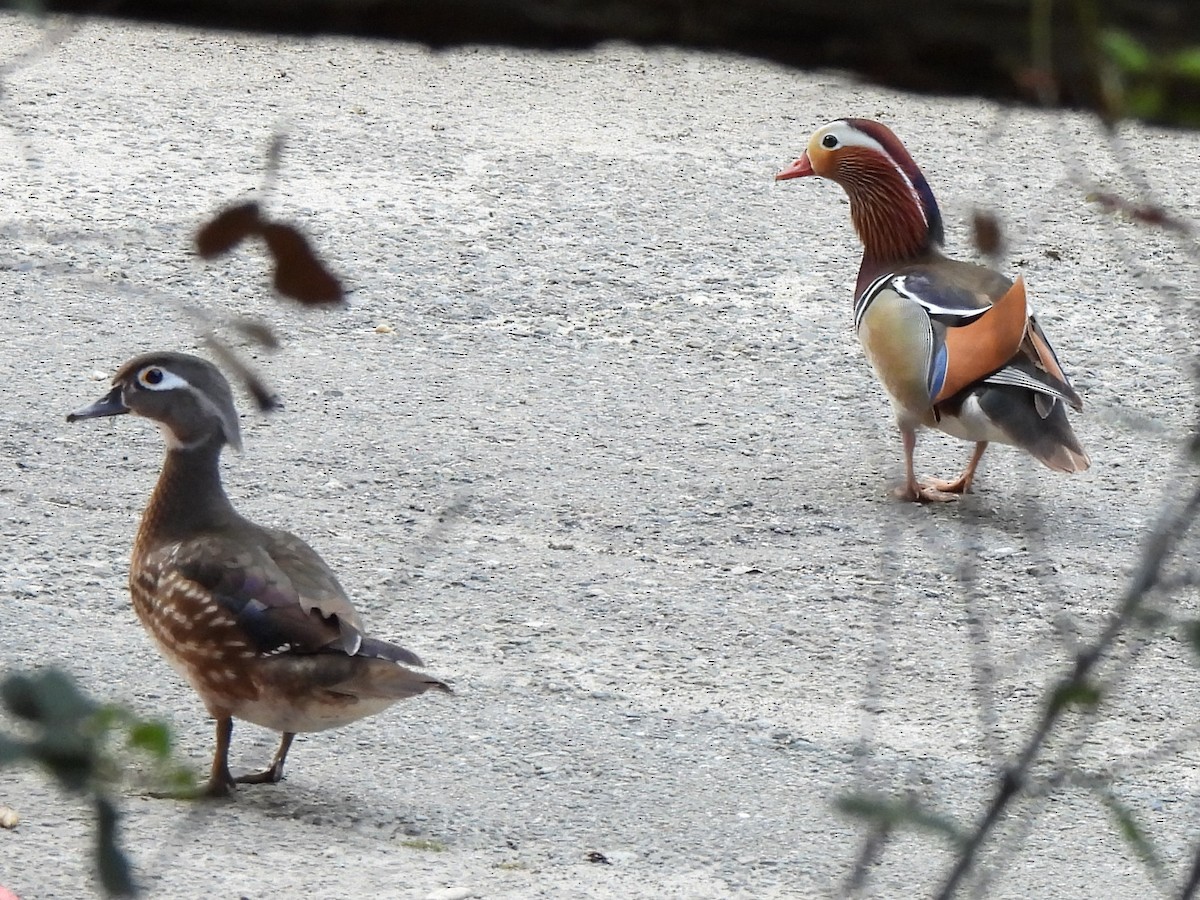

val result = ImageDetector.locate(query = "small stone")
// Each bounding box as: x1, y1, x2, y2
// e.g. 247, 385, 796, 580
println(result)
0, 806, 19, 829
424, 888, 475, 900
375, 322, 396, 334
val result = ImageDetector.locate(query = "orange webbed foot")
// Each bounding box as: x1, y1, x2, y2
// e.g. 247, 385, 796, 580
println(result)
892, 480, 963, 503
927, 474, 973, 495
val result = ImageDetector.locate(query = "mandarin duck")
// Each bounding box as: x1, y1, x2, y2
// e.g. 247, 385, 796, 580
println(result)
776, 118, 1089, 502
68, 352, 449, 796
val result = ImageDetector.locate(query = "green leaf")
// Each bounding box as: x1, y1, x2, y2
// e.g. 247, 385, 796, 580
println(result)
1171, 48, 1200, 79
1, 670, 98, 726
126, 721, 171, 760
157, 765, 197, 795
1124, 85, 1166, 120
836, 793, 965, 847
1184, 620, 1200, 658
1133, 606, 1167, 629
32, 732, 96, 793
1101, 31, 1153, 74
0, 669, 170, 896
1102, 794, 1162, 877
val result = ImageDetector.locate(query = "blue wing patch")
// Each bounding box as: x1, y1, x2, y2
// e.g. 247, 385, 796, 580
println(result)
928, 342, 948, 399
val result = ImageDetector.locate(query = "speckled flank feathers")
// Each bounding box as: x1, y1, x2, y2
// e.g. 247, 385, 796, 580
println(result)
69, 351, 449, 796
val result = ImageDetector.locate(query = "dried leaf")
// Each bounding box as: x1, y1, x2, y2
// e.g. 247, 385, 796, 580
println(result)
232, 316, 281, 349
259, 222, 345, 306
195, 202, 262, 259
1086, 191, 1192, 234
971, 208, 1004, 256
202, 334, 282, 413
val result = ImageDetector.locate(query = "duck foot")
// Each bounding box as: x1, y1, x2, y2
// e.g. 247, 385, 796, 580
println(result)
893, 481, 962, 503
927, 475, 972, 494
235, 769, 284, 786
147, 775, 235, 800
234, 732, 294, 786
895, 438, 986, 503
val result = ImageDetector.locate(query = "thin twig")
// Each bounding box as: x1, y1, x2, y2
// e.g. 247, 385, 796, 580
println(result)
1178, 839, 1200, 899
937, 484, 1200, 898
957, 507, 1002, 766
844, 824, 890, 895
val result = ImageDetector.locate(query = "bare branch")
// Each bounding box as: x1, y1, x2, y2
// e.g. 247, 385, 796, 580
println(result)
937, 484, 1200, 897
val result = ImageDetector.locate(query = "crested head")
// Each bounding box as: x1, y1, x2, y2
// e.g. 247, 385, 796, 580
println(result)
779, 118, 944, 263
69, 351, 242, 452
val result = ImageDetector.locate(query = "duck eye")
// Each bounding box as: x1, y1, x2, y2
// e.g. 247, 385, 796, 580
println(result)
822, 134, 839, 149
140, 367, 164, 387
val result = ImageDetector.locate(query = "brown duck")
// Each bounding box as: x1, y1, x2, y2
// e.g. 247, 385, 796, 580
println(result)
69, 351, 449, 796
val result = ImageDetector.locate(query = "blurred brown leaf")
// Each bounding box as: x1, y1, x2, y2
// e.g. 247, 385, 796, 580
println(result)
1086, 191, 1192, 234
971, 208, 1004, 256
202, 333, 282, 413
195, 202, 263, 259
232, 316, 281, 349
260, 222, 345, 305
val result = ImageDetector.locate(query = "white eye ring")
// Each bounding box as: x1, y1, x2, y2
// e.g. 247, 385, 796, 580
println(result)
136, 366, 190, 391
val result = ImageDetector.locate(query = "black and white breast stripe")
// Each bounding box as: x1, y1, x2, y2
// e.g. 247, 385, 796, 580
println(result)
853, 273, 991, 334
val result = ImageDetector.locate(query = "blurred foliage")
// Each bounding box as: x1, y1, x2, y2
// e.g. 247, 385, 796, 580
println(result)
1100, 791, 1163, 880
1047, 679, 1104, 714
1100, 30, 1200, 126
0, 668, 193, 897
836, 792, 966, 847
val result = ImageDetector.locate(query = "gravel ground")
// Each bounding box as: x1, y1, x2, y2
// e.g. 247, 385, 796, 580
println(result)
2, 15, 1200, 900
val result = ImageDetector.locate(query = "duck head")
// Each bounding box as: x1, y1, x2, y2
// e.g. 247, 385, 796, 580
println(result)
777, 118, 944, 263
68, 352, 242, 452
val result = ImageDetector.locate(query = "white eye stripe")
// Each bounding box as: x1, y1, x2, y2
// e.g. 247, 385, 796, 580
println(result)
816, 121, 886, 154
137, 367, 191, 391
817, 121, 927, 228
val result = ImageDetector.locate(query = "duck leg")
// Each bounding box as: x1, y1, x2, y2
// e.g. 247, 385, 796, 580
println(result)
235, 732, 295, 785
893, 427, 964, 503
202, 715, 237, 797
892, 427, 952, 502
929, 441, 988, 495
150, 715, 236, 799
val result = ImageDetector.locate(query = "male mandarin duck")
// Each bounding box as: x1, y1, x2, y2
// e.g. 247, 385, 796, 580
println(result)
69, 352, 449, 796
776, 118, 1089, 502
